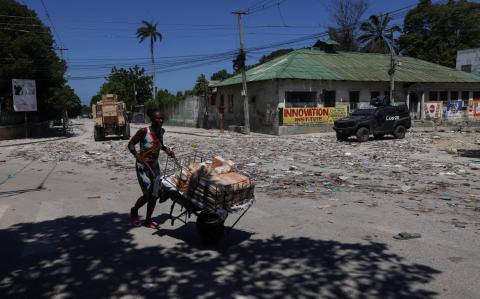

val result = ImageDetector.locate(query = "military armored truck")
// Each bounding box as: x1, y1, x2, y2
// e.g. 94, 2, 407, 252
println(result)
333, 97, 411, 142
92, 94, 130, 141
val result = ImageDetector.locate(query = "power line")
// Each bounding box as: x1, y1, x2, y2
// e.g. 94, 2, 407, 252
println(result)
38, 0, 64, 47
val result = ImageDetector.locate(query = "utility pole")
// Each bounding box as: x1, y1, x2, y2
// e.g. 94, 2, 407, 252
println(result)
53, 47, 68, 61
133, 82, 137, 104
233, 11, 250, 134
53, 46, 69, 135
204, 77, 209, 129
388, 29, 396, 106
153, 61, 156, 101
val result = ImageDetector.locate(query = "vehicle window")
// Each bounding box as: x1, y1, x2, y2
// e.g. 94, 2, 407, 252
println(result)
352, 109, 375, 116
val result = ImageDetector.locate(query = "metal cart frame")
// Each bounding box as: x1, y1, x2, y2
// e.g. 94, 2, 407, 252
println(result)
160, 154, 255, 244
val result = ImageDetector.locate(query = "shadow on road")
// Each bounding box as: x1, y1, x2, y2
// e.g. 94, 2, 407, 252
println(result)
0, 212, 440, 298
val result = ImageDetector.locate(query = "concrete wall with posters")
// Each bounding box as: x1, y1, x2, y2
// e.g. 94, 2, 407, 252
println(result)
275, 79, 405, 135
406, 82, 480, 123
215, 79, 480, 135
456, 48, 480, 75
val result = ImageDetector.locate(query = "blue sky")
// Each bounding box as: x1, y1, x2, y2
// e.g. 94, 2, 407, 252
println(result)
21, 0, 419, 105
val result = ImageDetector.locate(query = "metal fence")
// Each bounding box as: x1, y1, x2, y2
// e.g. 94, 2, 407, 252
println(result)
0, 112, 25, 125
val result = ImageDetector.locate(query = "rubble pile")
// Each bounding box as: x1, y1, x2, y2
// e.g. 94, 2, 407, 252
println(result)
5, 126, 479, 221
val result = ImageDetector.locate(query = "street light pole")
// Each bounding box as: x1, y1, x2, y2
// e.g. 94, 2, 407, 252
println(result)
233, 11, 250, 134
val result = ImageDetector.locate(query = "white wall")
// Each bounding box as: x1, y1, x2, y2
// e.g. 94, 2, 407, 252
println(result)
456, 48, 480, 75
277, 80, 405, 108
215, 80, 480, 132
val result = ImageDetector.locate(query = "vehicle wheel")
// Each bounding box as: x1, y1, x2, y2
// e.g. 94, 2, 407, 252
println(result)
94, 127, 101, 141
196, 212, 225, 244
356, 127, 370, 142
373, 133, 384, 139
336, 132, 348, 142
393, 125, 406, 139
122, 124, 131, 140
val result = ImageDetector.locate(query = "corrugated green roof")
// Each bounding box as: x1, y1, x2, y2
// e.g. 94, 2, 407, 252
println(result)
215, 49, 480, 86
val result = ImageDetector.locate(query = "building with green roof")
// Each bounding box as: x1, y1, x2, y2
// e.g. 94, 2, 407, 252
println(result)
213, 48, 480, 135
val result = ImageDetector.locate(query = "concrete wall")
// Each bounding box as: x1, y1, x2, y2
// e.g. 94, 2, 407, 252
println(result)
163, 95, 203, 127
215, 80, 279, 134
456, 48, 480, 75
214, 79, 480, 135
406, 82, 480, 123
0, 121, 50, 140
277, 79, 405, 107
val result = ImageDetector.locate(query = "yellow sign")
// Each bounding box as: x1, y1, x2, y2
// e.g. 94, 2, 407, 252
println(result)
282, 107, 348, 125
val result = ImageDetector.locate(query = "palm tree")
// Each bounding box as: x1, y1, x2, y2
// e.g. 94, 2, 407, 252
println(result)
358, 14, 399, 53
136, 21, 163, 100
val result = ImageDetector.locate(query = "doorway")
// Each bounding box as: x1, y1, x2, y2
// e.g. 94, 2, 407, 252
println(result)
408, 92, 420, 119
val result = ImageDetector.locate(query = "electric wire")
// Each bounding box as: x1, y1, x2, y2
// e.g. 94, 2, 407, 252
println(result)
38, 0, 64, 47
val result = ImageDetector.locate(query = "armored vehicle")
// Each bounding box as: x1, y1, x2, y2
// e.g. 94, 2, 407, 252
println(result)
92, 94, 130, 141
333, 97, 411, 142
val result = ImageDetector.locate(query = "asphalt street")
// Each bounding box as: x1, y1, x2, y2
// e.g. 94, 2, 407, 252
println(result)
0, 119, 479, 298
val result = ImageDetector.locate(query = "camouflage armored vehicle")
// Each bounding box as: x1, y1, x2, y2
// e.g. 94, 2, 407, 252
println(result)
92, 94, 130, 141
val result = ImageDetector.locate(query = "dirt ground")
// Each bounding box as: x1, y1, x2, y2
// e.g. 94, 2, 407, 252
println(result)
0, 119, 479, 298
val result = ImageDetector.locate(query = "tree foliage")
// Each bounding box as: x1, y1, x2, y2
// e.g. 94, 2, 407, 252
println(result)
398, 0, 480, 67
210, 69, 232, 81
327, 0, 369, 51
144, 89, 183, 110
358, 14, 398, 53
47, 85, 81, 118
0, 0, 75, 120
192, 74, 208, 96
258, 49, 294, 64
136, 20, 163, 65
91, 66, 153, 110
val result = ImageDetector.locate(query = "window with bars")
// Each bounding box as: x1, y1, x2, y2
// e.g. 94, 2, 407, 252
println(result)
285, 91, 317, 108
429, 91, 438, 101
349, 91, 359, 111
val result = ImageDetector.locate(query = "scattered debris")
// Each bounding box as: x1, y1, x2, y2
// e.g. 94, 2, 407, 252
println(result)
393, 232, 421, 240
447, 148, 458, 155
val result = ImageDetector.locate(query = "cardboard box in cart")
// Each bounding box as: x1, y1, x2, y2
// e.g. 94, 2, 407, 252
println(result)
173, 156, 255, 210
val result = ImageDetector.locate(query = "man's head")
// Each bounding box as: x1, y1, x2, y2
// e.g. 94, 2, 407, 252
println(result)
147, 108, 164, 129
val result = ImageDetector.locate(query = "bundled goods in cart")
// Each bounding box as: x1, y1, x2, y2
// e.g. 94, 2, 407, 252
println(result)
172, 156, 255, 210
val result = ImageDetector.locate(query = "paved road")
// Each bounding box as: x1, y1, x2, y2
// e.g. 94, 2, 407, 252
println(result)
0, 120, 479, 298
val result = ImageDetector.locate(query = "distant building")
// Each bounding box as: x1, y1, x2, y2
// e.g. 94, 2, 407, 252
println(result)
456, 48, 480, 75
213, 48, 480, 135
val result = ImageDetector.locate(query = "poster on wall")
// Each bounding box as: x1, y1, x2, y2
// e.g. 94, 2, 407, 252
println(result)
281, 107, 348, 126
473, 100, 480, 118
423, 102, 443, 119
12, 79, 37, 112
446, 100, 464, 119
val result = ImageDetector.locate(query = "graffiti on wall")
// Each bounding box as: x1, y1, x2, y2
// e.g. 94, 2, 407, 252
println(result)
281, 107, 348, 125
423, 102, 443, 120
257, 104, 277, 126
446, 100, 464, 118
474, 100, 480, 118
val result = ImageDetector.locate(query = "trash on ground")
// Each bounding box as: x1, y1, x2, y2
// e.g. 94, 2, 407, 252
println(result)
393, 232, 421, 240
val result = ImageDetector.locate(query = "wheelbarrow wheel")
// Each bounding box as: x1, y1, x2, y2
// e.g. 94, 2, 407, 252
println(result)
196, 212, 225, 244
